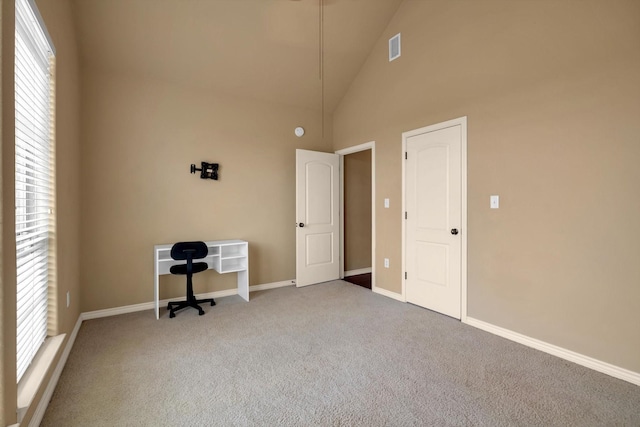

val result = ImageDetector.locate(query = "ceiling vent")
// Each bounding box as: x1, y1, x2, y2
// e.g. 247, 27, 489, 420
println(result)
389, 33, 401, 62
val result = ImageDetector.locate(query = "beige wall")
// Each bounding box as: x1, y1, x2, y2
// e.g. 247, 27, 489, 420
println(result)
344, 150, 372, 272
1, 0, 82, 424
333, 0, 640, 372
79, 68, 332, 312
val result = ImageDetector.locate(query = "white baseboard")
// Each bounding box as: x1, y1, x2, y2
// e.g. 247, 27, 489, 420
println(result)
82, 300, 160, 320
82, 280, 295, 320
250, 280, 296, 291
372, 286, 405, 302
28, 315, 83, 427
465, 316, 640, 387
344, 268, 372, 277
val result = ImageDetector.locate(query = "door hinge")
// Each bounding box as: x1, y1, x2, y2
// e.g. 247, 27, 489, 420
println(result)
405, 152, 407, 160
405, 272, 407, 280
405, 211, 407, 220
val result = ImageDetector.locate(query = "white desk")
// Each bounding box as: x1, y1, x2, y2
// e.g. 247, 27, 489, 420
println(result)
154, 240, 249, 319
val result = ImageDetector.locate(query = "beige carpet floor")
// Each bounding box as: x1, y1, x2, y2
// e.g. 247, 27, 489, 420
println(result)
42, 281, 640, 426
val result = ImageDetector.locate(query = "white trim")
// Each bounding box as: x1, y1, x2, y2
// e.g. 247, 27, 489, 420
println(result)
372, 286, 405, 302
401, 133, 406, 300
401, 117, 468, 320
465, 317, 640, 387
27, 316, 82, 427
336, 141, 375, 156
339, 154, 345, 278
82, 280, 294, 320
460, 119, 468, 322
344, 268, 372, 277
371, 145, 376, 293
83, 300, 169, 321
249, 280, 295, 292
336, 141, 376, 293
17, 335, 65, 422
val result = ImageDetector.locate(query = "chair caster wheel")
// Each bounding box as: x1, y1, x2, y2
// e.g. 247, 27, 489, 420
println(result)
170, 312, 175, 318
198, 310, 205, 316
211, 301, 215, 306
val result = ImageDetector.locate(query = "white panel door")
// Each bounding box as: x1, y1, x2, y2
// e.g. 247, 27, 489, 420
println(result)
296, 149, 340, 287
405, 122, 462, 318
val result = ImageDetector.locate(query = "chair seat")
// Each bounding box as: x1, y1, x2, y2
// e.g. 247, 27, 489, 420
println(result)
170, 262, 208, 275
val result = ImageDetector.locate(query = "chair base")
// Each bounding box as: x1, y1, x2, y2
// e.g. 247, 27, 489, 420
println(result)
167, 298, 215, 318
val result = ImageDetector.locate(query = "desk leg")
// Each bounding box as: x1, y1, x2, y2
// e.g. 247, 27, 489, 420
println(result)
237, 269, 249, 301
154, 254, 160, 319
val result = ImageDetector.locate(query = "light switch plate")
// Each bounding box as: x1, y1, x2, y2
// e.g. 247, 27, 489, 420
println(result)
490, 195, 500, 209
384, 258, 390, 268
384, 198, 390, 208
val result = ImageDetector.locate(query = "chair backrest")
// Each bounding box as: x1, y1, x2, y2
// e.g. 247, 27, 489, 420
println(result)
171, 241, 208, 261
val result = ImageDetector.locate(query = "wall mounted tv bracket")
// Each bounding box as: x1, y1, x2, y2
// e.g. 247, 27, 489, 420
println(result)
190, 162, 219, 180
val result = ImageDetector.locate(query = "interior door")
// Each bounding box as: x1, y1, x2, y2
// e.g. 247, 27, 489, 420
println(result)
296, 149, 340, 287
405, 122, 462, 319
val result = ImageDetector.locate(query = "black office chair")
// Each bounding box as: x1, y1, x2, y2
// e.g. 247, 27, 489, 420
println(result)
167, 241, 216, 318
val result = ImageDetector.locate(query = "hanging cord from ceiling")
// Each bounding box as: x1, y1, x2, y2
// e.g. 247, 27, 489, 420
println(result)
319, 0, 324, 138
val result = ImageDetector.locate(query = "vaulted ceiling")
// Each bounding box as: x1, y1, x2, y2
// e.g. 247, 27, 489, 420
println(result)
71, 0, 403, 112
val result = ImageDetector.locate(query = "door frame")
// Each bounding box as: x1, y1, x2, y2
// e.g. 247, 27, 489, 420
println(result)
401, 117, 468, 321
336, 141, 376, 292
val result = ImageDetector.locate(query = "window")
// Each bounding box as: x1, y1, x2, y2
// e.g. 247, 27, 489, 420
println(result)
15, 0, 56, 383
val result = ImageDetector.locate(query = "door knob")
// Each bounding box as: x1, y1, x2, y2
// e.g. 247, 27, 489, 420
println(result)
451, 228, 459, 235
299, 223, 305, 228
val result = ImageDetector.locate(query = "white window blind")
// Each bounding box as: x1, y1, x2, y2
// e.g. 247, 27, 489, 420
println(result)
15, 0, 55, 383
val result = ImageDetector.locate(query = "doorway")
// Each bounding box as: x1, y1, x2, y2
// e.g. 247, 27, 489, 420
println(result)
336, 142, 375, 291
